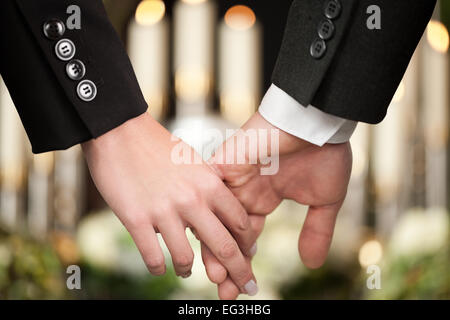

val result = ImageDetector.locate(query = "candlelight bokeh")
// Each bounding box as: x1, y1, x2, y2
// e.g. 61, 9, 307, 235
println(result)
225, 5, 256, 30
135, 0, 166, 26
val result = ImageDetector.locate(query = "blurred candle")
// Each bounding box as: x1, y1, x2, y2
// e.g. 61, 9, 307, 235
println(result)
173, 0, 215, 116
372, 49, 421, 236
219, 5, 262, 126
423, 20, 449, 208
340, 123, 370, 240
372, 84, 408, 203
28, 152, 54, 240
128, 0, 169, 121
53, 146, 85, 233
0, 78, 26, 231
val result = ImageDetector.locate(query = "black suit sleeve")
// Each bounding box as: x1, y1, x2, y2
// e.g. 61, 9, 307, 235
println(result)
272, 0, 437, 124
0, 0, 148, 153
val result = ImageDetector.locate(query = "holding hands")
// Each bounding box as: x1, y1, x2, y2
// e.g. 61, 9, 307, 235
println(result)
82, 111, 352, 299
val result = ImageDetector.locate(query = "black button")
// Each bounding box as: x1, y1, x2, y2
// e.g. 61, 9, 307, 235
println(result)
43, 19, 65, 40
310, 39, 327, 59
324, 0, 341, 20
318, 19, 335, 40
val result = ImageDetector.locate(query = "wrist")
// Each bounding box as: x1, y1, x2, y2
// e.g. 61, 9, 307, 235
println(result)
241, 112, 313, 158
82, 112, 158, 157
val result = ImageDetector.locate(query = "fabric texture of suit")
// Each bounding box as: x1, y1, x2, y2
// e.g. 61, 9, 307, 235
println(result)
0, 0, 147, 153
273, 0, 437, 124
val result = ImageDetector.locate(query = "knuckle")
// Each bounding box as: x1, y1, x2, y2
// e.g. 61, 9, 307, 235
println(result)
208, 177, 225, 193
146, 256, 165, 271
174, 253, 194, 268
236, 212, 250, 231
125, 213, 149, 230
219, 240, 239, 260
151, 203, 172, 221
234, 268, 252, 284
176, 188, 203, 210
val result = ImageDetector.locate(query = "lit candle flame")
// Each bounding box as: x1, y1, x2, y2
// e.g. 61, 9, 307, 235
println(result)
225, 5, 256, 31
427, 20, 449, 54
135, 0, 166, 26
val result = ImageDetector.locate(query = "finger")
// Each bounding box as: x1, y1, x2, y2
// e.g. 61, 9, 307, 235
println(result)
298, 200, 343, 269
158, 217, 194, 278
201, 242, 227, 284
206, 156, 224, 180
249, 215, 266, 240
202, 216, 265, 286
187, 208, 258, 296
129, 223, 166, 276
190, 227, 200, 241
209, 186, 256, 257
218, 277, 241, 300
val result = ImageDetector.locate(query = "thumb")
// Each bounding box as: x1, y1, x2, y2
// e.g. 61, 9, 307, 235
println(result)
298, 200, 343, 269
206, 143, 227, 180
206, 156, 224, 180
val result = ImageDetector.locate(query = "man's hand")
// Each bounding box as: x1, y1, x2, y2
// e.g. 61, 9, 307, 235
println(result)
202, 112, 353, 299
81, 112, 259, 295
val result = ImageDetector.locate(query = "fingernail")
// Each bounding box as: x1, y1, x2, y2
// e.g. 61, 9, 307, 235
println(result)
244, 280, 258, 296
250, 243, 257, 257
181, 271, 192, 278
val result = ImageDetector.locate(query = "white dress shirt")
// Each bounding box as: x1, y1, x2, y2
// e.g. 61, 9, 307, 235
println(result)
258, 84, 357, 146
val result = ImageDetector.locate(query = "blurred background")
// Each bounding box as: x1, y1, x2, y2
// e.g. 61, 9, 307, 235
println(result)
0, 0, 449, 300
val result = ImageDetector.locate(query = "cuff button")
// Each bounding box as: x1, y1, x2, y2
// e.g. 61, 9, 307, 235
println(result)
318, 19, 335, 40
55, 39, 76, 61
66, 59, 86, 81
324, 0, 341, 20
43, 19, 65, 40
310, 39, 327, 59
77, 80, 97, 102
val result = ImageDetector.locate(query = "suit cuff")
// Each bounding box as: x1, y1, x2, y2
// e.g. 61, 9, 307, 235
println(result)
258, 84, 356, 146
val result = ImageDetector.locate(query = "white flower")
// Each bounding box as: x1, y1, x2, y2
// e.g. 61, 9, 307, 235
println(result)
389, 207, 449, 257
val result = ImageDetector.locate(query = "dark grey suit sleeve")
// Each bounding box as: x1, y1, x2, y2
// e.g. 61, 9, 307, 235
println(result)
0, 0, 147, 153
272, 0, 437, 124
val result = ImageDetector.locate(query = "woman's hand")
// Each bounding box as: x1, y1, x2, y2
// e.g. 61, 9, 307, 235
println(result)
82, 112, 259, 295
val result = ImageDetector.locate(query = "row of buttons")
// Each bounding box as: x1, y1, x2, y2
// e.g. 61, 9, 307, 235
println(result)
43, 19, 97, 102
310, 0, 341, 59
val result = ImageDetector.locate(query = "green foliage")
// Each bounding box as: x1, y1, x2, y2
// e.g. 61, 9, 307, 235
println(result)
75, 262, 179, 300
365, 247, 450, 300
0, 232, 66, 299
280, 261, 361, 300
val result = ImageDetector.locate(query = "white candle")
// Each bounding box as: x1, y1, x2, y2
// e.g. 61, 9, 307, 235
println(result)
0, 78, 26, 231
128, 0, 169, 121
219, 5, 262, 126
28, 152, 54, 240
53, 146, 85, 233
340, 123, 370, 241
423, 20, 449, 208
173, 0, 215, 116
372, 83, 408, 202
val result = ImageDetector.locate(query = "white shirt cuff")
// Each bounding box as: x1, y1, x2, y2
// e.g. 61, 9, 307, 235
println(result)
258, 84, 357, 146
